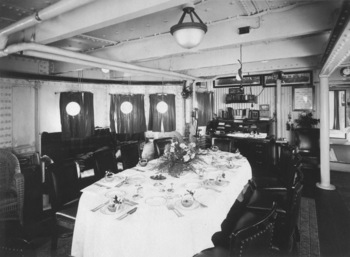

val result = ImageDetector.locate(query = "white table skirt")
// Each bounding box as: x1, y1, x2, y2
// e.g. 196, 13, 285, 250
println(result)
71, 151, 252, 257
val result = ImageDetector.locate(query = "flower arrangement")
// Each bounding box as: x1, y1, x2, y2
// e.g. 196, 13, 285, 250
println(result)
155, 141, 205, 177
294, 111, 320, 128
107, 195, 123, 212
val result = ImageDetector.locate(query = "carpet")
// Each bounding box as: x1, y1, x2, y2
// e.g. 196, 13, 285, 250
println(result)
297, 197, 320, 257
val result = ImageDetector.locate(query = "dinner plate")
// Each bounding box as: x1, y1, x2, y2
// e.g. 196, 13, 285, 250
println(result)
175, 199, 199, 211
101, 175, 125, 184
100, 204, 125, 215
145, 196, 167, 206
105, 189, 126, 198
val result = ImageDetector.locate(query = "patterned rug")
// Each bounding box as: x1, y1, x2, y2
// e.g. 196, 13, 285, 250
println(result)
297, 197, 320, 257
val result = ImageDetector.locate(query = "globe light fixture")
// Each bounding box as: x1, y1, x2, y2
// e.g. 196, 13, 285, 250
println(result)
120, 101, 133, 114
66, 101, 81, 116
170, 6, 207, 49
157, 101, 168, 114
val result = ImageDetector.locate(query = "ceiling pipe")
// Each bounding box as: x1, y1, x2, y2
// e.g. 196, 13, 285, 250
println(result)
1, 43, 197, 80
0, 0, 95, 49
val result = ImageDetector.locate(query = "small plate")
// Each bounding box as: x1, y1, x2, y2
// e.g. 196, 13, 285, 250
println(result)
105, 189, 126, 198
202, 179, 216, 187
100, 204, 124, 215
145, 196, 167, 206
102, 175, 124, 184
175, 199, 199, 211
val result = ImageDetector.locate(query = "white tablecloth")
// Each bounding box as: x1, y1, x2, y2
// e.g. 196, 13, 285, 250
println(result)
71, 151, 251, 257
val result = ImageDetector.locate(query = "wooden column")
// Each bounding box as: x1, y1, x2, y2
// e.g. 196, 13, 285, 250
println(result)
316, 75, 335, 190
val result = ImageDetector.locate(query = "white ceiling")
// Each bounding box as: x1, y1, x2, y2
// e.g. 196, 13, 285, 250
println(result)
0, 0, 347, 81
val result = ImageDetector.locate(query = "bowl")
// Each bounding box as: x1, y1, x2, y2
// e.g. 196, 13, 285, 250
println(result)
139, 158, 148, 167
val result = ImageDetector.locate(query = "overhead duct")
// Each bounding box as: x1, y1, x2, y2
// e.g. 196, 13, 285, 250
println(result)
1, 43, 197, 81
0, 0, 95, 49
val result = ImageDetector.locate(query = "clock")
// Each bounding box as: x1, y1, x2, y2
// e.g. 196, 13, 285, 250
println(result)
340, 67, 350, 77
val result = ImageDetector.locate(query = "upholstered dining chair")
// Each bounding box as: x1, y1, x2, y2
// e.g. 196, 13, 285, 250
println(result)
193, 202, 277, 257
153, 137, 173, 158
120, 141, 140, 170
249, 144, 303, 192
46, 162, 80, 250
0, 149, 25, 226
93, 147, 119, 178
246, 178, 304, 253
212, 137, 233, 153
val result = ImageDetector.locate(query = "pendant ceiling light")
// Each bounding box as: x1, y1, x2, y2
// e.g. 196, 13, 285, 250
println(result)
170, 5, 207, 49
66, 101, 81, 116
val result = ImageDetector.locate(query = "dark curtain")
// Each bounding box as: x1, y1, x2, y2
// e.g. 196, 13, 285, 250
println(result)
60, 92, 94, 139
110, 94, 146, 134
333, 91, 340, 130
148, 94, 176, 132
196, 92, 214, 126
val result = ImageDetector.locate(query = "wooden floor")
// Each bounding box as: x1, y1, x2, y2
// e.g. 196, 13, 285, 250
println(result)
303, 168, 350, 257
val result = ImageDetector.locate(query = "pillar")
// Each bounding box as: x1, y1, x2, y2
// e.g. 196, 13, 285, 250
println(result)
276, 77, 282, 139
316, 75, 335, 190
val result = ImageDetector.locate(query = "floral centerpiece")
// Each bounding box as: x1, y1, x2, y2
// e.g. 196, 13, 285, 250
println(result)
294, 111, 320, 128
155, 141, 205, 177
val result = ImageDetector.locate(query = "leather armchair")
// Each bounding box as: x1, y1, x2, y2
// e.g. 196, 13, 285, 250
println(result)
193, 202, 277, 257
120, 141, 140, 170
246, 179, 303, 253
93, 147, 119, 179
0, 149, 24, 226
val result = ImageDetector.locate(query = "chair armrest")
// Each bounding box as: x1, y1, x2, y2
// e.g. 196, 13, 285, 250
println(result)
13, 173, 25, 225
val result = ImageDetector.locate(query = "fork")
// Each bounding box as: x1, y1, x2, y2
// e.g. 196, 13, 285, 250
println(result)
167, 204, 183, 217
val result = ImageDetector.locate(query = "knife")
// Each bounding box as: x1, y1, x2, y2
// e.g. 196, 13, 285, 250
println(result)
116, 207, 138, 220
91, 200, 109, 212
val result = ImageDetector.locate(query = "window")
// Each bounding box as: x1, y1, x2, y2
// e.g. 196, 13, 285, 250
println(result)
148, 94, 176, 132
59, 92, 94, 139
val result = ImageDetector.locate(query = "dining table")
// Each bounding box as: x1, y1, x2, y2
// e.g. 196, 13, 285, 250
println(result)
71, 149, 252, 257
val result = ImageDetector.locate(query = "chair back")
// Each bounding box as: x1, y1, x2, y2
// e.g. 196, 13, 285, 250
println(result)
212, 138, 233, 152
0, 150, 21, 192
153, 137, 173, 158
120, 141, 140, 170
277, 144, 301, 188
93, 147, 118, 178
230, 203, 277, 257
294, 128, 320, 155
46, 162, 80, 212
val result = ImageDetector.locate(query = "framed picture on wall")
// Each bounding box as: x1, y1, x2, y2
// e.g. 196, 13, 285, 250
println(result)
249, 110, 260, 120
264, 71, 313, 87
292, 86, 315, 111
214, 75, 262, 88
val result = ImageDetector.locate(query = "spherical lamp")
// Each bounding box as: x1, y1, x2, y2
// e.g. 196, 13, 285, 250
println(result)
157, 101, 168, 114
66, 102, 81, 116
120, 101, 133, 114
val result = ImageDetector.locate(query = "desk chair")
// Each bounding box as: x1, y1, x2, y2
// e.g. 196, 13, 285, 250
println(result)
46, 162, 80, 250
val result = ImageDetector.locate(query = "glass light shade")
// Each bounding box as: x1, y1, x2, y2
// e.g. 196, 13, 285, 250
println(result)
120, 101, 133, 114
66, 102, 81, 116
172, 27, 206, 49
101, 68, 110, 73
157, 101, 168, 113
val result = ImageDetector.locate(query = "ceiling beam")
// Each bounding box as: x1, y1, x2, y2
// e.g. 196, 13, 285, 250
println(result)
90, 2, 338, 63
182, 56, 321, 78
8, 0, 190, 45
135, 33, 330, 71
